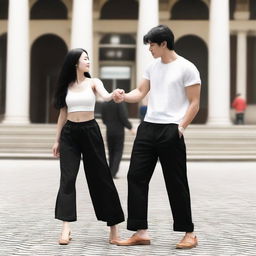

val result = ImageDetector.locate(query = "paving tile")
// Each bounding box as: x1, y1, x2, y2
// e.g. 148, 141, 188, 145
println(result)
0, 160, 255, 256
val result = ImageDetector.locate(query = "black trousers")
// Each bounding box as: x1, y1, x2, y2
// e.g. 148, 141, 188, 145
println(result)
235, 113, 244, 124
55, 119, 124, 226
127, 122, 194, 232
107, 132, 124, 178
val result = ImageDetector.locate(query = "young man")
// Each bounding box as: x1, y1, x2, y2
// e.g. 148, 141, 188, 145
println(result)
113, 25, 201, 249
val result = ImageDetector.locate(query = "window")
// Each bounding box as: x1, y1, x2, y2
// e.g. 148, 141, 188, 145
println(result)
100, 34, 136, 61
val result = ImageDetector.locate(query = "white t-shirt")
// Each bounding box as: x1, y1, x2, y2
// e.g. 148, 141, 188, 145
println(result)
143, 56, 201, 124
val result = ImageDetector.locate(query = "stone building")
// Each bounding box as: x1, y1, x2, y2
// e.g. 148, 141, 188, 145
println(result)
0, 0, 256, 124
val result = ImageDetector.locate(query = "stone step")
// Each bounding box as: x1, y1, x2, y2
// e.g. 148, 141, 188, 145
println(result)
0, 152, 255, 161
1, 144, 255, 153
1, 121, 256, 160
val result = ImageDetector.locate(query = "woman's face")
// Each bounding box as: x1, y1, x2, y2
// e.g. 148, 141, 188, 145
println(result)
77, 51, 90, 72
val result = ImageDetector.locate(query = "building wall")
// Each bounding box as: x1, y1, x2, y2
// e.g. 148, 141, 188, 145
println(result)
0, 0, 256, 124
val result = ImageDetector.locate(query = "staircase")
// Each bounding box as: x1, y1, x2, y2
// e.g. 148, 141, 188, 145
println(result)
0, 119, 256, 161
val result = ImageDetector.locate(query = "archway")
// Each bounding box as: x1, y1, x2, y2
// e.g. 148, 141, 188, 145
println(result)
247, 36, 256, 104
30, 34, 68, 123
175, 35, 208, 123
100, 0, 138, 19
171, 0, 209, 20
249, 0, 256, 19
0, 0, 8, 19
0, 33, 7, 120
30, 0, 68, 19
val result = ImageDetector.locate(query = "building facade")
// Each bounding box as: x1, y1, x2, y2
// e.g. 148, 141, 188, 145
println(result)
0, 0, 256, 124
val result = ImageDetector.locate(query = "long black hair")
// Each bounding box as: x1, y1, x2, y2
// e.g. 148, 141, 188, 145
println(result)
53, 48, 91, 109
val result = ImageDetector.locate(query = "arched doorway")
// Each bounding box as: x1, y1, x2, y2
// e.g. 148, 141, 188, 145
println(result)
247, 36, 256, 104
100, 0, 138, 19
230, 0, 236, 20
175, 35, 208, 124
249, 0, 256, 19
171, 0, 209, 20
0, 33, 7, 121
30, 0, 68, 19
0, 0, 8, 19
30, 34, 68, 123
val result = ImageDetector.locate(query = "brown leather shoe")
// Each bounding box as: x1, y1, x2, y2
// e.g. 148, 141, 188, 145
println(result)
116, 234, 151, 246
59, 231, 72, 245
176, 235, 198, 249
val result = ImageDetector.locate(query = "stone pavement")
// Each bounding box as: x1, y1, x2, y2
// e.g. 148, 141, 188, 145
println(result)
0, 160, 256, 256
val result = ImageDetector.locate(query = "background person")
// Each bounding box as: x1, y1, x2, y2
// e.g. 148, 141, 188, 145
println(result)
232, 93, 247, 124
101, 100, 135, 179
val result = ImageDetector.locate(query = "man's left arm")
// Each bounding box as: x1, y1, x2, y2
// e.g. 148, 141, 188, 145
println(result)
178, 84, 201, 135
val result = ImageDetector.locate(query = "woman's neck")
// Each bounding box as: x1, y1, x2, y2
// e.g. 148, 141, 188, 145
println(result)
76, 71, 86, 84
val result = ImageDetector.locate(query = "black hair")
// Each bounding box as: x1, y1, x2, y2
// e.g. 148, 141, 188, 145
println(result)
143, 25, 175, 50
53, 48, 91, 109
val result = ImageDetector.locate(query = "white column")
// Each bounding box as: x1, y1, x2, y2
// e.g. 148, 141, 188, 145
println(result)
136, 0, 159, 85
71, 0, 93, 73
236, 30, 247, 99
3, 0, 29, 124
207, 0, 231, 125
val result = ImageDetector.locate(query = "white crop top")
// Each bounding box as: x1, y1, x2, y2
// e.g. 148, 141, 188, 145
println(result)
66, 82, 96, 113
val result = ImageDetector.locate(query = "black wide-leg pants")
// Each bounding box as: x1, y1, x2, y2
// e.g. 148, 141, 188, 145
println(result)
127, 122, 194, 232
55, 119, 124, 226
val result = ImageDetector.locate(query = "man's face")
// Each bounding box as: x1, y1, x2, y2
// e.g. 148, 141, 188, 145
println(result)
148, 42, 164, 58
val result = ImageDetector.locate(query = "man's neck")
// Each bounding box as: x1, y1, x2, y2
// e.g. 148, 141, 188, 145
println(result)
161, 50, 178, 64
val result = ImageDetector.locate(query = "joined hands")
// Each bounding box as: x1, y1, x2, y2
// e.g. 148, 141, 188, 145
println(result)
113, 89, 125, 103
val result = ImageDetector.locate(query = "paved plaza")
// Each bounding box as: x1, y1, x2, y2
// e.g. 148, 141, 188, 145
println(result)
0, 159, 256, 256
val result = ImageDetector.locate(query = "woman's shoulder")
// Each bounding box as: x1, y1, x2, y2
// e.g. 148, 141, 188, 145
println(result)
90, 77, 103, 86
91, 77, 101, 82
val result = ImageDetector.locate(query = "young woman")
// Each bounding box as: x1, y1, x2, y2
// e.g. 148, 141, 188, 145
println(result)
52, 48, 124, 245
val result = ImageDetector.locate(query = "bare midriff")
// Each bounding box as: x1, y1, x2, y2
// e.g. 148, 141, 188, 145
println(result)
67, 111, 94, 122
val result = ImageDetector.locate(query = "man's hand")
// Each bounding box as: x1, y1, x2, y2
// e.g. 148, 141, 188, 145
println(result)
113, 89, 125, 103
178, 126, 185, 138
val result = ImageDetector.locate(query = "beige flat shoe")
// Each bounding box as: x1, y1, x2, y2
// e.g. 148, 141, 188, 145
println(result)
176, 235, 198, 249
59, 231, 72, 245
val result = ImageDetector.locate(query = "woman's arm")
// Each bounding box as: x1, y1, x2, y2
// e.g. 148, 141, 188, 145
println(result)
55, 107, 67, 142
93, 78, 113, 101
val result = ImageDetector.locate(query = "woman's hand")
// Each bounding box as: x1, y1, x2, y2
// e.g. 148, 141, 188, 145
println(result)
52, 142, 60, 158
130, 128, 136, 135
113, 89, 125, 103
